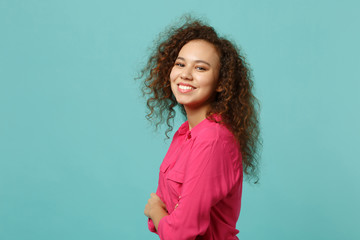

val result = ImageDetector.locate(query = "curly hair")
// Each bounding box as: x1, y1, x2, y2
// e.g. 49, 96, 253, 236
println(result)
138, 17, 261, 183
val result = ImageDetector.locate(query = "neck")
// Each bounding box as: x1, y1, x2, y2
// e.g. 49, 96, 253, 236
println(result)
185, 104, 210, 130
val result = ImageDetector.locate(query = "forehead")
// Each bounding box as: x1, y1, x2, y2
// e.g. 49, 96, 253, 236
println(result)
178, 40, 220, 65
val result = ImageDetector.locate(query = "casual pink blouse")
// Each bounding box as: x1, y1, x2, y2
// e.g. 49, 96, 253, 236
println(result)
148, 116, 243, 240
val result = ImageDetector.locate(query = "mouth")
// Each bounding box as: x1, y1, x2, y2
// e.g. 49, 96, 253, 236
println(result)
177, 83, 196, 93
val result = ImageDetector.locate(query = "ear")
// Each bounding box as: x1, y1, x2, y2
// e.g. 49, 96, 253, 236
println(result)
216, 85, 223, 92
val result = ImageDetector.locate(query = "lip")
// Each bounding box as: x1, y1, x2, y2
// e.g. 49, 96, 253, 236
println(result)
178, 82, 196, 88
177, 82, 196, 93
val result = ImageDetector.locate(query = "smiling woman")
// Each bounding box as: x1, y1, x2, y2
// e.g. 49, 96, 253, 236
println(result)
170, 40, 221, 126
139, 17, 261, 240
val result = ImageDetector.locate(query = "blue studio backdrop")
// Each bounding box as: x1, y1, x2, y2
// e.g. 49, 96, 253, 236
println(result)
0, 0, 359, 239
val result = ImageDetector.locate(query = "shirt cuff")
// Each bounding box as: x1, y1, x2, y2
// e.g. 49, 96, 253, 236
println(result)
148, 218, 157, 233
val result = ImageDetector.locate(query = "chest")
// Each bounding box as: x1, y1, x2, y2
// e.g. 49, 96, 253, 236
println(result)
158, 136, 194, 212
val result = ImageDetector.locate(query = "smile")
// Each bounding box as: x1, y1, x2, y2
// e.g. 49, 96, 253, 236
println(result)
178, 84, 196, 93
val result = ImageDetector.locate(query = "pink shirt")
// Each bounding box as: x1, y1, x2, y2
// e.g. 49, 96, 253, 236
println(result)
148, 116, 243, 240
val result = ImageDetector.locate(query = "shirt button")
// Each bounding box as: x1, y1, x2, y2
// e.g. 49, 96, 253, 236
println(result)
187, 132, 191, 140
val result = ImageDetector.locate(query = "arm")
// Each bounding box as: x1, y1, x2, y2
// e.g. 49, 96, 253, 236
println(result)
144, 193, 169, 231
147, 131, 181, 233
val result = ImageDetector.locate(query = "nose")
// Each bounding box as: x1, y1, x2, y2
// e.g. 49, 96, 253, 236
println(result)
180, 67, 193, 80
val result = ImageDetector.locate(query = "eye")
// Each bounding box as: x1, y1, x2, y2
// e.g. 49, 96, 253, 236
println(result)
196, 66, 207, 71
175, 62, 185, 67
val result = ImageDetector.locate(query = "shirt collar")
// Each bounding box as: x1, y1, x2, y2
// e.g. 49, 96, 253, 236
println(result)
178, 121, 189, 135
177, 113, 222, 137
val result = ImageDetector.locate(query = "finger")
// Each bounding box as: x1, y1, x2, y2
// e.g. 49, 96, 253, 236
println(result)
144, 204, 149, 217
150, 192, 157, 198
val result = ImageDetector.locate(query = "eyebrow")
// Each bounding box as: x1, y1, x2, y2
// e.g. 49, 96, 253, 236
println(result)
176, 57, 211, 67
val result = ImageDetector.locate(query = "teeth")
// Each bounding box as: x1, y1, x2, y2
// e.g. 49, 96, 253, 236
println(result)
179, 85, 194, 90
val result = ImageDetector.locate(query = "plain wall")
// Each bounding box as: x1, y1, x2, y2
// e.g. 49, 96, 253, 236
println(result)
0, 0, 359, 239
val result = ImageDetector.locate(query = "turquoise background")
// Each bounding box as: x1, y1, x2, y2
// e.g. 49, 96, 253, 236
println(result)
1, 0, 359, 239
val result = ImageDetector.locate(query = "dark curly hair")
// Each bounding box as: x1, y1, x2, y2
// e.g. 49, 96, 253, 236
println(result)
138, 17, 261, 183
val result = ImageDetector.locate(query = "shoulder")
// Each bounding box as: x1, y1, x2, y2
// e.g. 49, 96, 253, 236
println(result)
196, 119, 235, 144
191, 119, 240, 163
191, 119, 242, 173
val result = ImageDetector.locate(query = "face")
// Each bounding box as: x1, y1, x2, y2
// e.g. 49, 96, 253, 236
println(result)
170, 40, 221, 112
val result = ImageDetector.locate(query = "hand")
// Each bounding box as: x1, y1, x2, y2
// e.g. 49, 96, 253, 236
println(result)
144, 193, 168, 231
144, 193, 167, 219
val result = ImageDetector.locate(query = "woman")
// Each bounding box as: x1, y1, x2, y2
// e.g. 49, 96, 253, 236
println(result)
141, 18, 261, 240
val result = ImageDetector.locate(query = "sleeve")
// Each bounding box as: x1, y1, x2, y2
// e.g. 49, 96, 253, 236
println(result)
148, 184, 164, 234
157, 138, 239, 240
148, 218, 157, 233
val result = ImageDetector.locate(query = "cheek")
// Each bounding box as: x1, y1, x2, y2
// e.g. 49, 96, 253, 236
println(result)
169, 69, 178, 95
201, 75, 218, 89
169, 67, 177, 82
